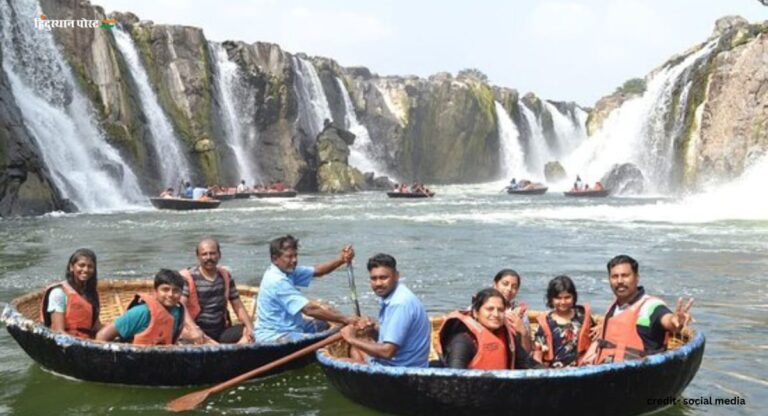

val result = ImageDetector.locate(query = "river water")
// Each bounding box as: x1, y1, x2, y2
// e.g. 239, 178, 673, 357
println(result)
1, 185, 766, 415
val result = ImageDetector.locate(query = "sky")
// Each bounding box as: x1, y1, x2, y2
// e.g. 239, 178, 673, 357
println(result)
91, 0, 767, 106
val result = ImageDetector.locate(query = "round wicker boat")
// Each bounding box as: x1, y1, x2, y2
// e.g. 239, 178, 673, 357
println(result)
251, 191, 298, 198
149, 197, 221, 210
563, 189, 610, 198
386, 192, 434, 198
317, 314, 704, 416
1, 280, 335, 386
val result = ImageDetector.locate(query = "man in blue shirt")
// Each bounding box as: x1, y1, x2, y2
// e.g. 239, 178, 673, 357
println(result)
340, 253, 431, 367
253, 235, 361, 342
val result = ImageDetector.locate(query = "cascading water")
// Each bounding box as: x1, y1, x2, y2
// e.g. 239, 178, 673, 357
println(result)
0, 0, 144, 211
544, 101, 587, 158
113, 27, 191, 187
563, 42, 716, 192
519, 103, 553, 179
292, 56, 332, 140
335, 77, 386, 176
494, 101, 528, 180
210, 42, 260, 185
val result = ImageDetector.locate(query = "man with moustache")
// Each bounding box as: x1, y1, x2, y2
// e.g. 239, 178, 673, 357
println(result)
179, 238, 254, 344
340, 253, 431, 367
593, 255, 694, 364
253, 235, 360, 342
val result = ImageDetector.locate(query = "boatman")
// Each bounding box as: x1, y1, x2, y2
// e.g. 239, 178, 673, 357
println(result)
179, 238, 254, 344
340, 253, 431, 367
590, 255, 694, 364
253, 235, 361, 342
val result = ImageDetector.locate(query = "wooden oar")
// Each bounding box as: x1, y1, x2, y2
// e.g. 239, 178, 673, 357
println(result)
167, 331, 344, 412
346, 263, 361, 317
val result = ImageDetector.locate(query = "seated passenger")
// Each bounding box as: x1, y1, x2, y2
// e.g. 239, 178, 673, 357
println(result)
492, 269, 532, 352
533, 275, 594, 368
594, 181, 605, 191
40, 249, 102, 338
437, 288, 513, 369
159, 188, 174, 198
96, 269, 185, 345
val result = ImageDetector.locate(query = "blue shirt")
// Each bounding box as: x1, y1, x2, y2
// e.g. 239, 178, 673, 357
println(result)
372, 282, 430, 367
253, 264, 315, 342
113, 303, 184, 343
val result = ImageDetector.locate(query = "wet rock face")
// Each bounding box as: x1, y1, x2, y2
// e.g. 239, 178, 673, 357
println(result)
314, 125, 365, 193
544, 161, 567, 183
600, 163, 645, 195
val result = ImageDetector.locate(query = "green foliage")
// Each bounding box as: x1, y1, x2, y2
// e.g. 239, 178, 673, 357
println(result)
614, 78, 646, 96
457, 68, 489, 83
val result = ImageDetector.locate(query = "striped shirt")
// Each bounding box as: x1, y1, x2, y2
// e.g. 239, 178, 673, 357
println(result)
182, 266, 241, 340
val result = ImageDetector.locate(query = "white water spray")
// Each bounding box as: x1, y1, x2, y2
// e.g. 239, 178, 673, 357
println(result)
335, 77, 386, 176
210, 42, 260, 185
292, 57, 332, 140
113, 28, 191, 187
0, 0, 144, 211
494, 101, 527, 180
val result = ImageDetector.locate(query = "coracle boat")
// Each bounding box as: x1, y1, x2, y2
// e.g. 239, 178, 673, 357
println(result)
317, 313, 704, 416
252, 190, 298, 198
386, 192, 434, 198
1, 280, 335, 386
563, 189, 610, 198
149, 197, 221, 210
507, 186, 548, 195
234, 192, 252, 199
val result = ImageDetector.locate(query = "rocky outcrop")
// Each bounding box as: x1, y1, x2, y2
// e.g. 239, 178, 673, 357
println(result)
314, 124, 365, 193
544, 161, 567, 182
586, 78, 646, 136
683, 18, 768, 188
0, 47, 70, 216
600, 163, 645, 195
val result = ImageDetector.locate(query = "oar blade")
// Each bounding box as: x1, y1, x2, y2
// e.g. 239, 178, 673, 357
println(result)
167, 389, 211, 413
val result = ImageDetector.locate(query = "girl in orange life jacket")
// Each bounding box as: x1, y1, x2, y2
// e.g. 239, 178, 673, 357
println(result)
96, 269, 185, 345
437, 288, 514, 370
492, 269, 532, 353
40, 248, 102, 338
533, 275, 594, 368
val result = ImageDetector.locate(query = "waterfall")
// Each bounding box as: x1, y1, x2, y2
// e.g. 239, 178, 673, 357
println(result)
292, 56, 332, 140
494, 101, 528, 180
335, 77, 386, 176
563, 42, 716, 192
210, 42, 260, 185
519, 103, 553, 179
113, 27, 191, 187
0, 0, 144, 211
544, 102, 587, 158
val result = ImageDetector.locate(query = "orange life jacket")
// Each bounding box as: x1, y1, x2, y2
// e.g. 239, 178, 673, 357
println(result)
39, 281, 96, 338
596, 295, 661, 363
437, 310, 512, 370
535, 304, 592, 366
179, 267, 231, 322
128, 294, 179, 345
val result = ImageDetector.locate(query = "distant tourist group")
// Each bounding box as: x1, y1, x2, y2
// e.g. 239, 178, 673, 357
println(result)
158, 180, 290, 199
43, 241, 693, 371
392, 183, 434, 196
571, 175, 604, 192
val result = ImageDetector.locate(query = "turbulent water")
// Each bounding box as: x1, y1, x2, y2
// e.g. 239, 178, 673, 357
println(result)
0, 184, 766, 415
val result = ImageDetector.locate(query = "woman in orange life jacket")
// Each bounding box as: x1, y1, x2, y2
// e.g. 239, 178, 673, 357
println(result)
40, 248, 102, 338
492, 269, 532, 353
533, 275, 594, 368
96, 269, 185, 345
438, 288, 515, 369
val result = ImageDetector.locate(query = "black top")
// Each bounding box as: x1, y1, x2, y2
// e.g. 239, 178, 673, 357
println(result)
441, 322, 542, 369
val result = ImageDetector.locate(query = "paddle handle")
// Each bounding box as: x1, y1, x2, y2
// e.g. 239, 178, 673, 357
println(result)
346, 263, 361, 317
207, 332, 343, 395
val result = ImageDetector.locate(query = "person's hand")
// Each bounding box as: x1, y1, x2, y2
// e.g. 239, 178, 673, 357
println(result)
340, 324, 356, 341
590, 321, 603, 341
670, 297, 695, 333
350, 316, 375, 331
237, 326, 254, 344
505, 309, 526, 334
340, 245, 355, 264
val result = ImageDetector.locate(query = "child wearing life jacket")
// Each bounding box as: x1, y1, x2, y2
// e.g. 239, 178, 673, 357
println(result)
40, 248, 102, 338
533, 275, 594, 368
96, 269, 185, 345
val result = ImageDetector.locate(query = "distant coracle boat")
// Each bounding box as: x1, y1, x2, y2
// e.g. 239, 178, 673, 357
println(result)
563, 189, 610, 198
1, 280, 335, 386
317, 314, 704, 416
252, 190, 298, 198
386, 192, 434, 198
149, 197, 221, 210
